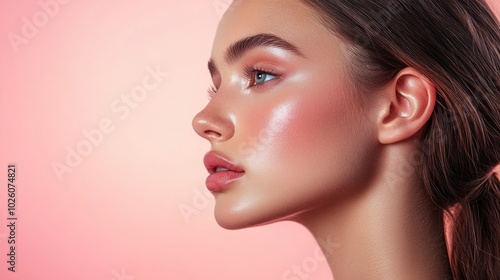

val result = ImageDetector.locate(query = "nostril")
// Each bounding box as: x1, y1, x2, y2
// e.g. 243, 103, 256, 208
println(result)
192, 109, 233, 141
204, 130, 222, 139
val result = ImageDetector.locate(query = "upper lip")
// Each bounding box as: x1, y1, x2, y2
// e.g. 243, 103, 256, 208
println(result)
203, 151, 245, 174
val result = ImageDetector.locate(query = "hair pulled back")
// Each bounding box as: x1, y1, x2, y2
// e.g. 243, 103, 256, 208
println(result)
300, 0, 500, 279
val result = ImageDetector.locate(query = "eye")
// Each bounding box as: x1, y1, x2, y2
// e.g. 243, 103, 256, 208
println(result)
250, 71, 276, 86
244, 66, 278, 88
206, 66, 279, 100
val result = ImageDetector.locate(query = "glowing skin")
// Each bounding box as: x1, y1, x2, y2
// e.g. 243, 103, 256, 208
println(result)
195, 0, 377, 229
193, 0, 451, 279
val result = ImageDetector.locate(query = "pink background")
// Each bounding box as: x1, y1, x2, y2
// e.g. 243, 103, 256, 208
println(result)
0, 1, 498, 280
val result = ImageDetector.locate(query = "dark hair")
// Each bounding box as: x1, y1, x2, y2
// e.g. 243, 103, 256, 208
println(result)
300, 0, 500, 279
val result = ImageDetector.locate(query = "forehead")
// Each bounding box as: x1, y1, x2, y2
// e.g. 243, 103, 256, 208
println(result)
211, 0, 342, 62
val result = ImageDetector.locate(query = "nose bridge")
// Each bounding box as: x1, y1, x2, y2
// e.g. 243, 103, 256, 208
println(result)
192, 99, 235, 142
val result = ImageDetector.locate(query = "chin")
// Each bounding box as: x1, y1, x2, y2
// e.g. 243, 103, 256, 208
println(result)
214, 215, 248, 230
212, 197, 303, 230
213, 204, 265, 230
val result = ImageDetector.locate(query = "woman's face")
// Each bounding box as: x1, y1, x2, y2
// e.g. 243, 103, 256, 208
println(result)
192, 0, 381, 229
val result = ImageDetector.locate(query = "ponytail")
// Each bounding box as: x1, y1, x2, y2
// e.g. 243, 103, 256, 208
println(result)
449, 173, 500, 279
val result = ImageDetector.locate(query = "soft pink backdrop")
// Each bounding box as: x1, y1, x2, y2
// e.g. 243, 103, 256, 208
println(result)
0, 1, 498, 280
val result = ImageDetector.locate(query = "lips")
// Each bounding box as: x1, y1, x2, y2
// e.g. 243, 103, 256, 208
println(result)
203, 151, 245, 192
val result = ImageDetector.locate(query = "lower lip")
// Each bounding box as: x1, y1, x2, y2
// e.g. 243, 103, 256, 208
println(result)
205, 171, 244, 192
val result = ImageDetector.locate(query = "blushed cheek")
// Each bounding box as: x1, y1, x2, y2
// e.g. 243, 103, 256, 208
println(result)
287, 91, 358, 160
258, 84, 372, 197
237, 99, 298, 170
214, 83, 373, 227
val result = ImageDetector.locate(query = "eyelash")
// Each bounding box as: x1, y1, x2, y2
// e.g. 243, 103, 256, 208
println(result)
207, 65, 279, 99
243, 65, 278, 88
207, 85, 217, 99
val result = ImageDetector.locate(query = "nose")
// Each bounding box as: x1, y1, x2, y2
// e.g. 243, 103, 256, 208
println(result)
192, 105, 235, 142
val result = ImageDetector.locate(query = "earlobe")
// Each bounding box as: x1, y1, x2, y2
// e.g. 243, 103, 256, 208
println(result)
377, 68, 436, 144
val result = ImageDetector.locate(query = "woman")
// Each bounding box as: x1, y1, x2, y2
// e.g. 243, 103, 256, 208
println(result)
192, 0, 500, 279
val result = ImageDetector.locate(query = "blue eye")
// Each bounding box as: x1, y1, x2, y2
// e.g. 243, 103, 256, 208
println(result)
206, 66, 279, 100
251, 71, 276, 86
244, 65, 278, 88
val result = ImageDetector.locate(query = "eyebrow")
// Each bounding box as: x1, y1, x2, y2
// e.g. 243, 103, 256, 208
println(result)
207, 33, 305, 77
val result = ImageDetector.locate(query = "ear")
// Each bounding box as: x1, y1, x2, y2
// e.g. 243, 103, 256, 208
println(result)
376, 67, 436, 144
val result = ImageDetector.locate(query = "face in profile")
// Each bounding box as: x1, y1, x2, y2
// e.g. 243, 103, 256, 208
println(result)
192, 0, 381, 229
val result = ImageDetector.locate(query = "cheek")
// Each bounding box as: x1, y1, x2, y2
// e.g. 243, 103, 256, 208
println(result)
214, 79, 378, 227
240, 79, 376, 194
248, 84, 368, 168
288, 95, 369, 183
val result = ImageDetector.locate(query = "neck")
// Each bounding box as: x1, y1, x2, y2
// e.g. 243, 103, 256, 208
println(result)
294, 148, 452, 280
